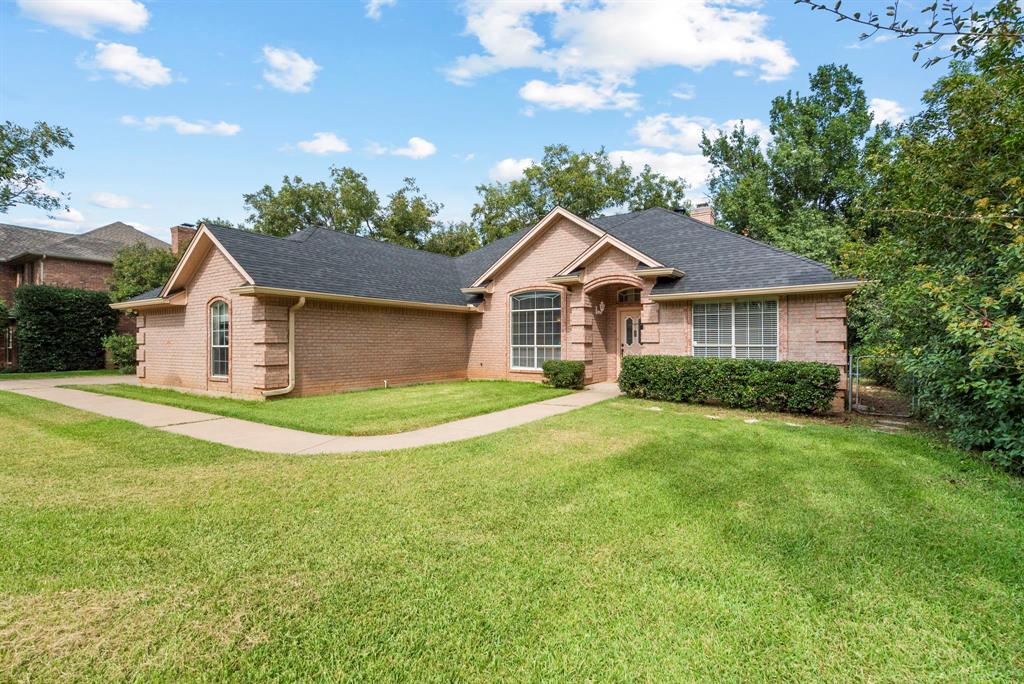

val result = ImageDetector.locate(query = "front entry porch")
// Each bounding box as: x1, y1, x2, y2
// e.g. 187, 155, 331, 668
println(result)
566, 278, 655, 385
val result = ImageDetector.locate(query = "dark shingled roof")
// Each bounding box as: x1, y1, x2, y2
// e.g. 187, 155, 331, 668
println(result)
159, 210, 851, 307
128, 286, 165, 302
0, 221, 168, 263
205, 224, 472, 307
589, 207, 856, 295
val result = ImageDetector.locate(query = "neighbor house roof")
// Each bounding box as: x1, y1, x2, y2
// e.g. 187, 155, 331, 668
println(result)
126, 208, 857, 308
0, 221, 168, 264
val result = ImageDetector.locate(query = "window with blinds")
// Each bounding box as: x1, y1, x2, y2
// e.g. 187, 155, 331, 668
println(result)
510, 291, 561, 370
693, 299, 777, 360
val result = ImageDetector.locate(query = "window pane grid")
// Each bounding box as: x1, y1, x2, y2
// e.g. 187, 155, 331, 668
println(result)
210, 301, 229, 377
511, 291, 561, 370
693, 299, 777, 361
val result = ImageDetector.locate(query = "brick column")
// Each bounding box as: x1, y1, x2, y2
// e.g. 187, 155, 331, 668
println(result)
566, 286, 594, 382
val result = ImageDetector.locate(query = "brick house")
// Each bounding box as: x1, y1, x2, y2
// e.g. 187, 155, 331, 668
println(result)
1, 221, 169, 367
114, 207, 858, 408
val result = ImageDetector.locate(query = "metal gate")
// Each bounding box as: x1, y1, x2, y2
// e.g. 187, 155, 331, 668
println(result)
847, 354, 917, 417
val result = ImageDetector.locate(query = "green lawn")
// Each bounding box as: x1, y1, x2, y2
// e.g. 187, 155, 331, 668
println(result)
0, 369, 119, 381
72, 380, 572, 436
1, 391, 1022, 681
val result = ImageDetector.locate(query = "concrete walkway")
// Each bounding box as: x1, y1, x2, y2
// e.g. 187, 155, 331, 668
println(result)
1, 376, 621, 454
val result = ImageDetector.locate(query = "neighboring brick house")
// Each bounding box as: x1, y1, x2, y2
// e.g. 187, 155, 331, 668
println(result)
1, 221, 169, 367
115, 207, 859, 409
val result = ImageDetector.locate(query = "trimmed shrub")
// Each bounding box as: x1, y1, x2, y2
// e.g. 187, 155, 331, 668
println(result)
0, 297, 9, 322
103, 333, 137, 374
542, 360, 585, 389
13, 285, 118, 372
618, 355, 840, 414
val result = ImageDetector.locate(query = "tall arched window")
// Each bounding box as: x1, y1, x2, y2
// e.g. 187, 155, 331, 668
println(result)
210, 300, 229, 377
511, 291, 561, 370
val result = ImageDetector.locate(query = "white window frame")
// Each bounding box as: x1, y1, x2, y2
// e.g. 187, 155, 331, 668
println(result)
510, 290, 562, 371
692, 297, 779, 360
210, 300, 229, 378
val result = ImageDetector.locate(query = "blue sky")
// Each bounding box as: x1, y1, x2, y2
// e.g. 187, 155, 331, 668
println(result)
1, 0, 937, 242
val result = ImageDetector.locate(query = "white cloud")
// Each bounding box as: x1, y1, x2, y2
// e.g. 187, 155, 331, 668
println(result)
489, 157, 534, 182
89, 192, 151, 209
120, 115, 241, 136
394, 137, 437, 159
609, 149, 711, 191
296, 132, 351, 155
671, 83, 696, 101
17, 0, 148, 38
631, 114, 770, 153
365, 0, 395, 20
455, 152, 476, 162
519, 79, 639, 111
11, 207, 88, 231
262, 46, 320, 93
869, 97, 907, 125
85, 42, 172, 87
447, 1, 796, 109
369, 137, 438, 159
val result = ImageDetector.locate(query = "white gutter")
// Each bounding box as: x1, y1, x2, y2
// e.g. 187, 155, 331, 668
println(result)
262, 296, 306, 398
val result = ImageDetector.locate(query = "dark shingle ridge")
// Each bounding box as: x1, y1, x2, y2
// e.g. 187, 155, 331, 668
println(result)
646, 206, 842, 273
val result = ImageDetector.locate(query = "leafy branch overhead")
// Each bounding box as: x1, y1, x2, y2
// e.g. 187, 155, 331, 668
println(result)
0, 120, 74, 214
796, 0, 1024, 67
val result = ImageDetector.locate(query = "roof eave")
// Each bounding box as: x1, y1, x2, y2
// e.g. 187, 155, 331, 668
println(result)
634, 267, 683, 279
648, 281, 862, 301
230, 285, 482, 314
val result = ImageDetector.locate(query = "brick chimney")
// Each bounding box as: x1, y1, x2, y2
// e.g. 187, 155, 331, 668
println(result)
690, 202, 714, 225
170, 224, 197, 257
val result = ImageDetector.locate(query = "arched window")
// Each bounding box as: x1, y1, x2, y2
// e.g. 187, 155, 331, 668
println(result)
511, 291, 561, 370
617, 287, 642, 304
210, 300, 229, 377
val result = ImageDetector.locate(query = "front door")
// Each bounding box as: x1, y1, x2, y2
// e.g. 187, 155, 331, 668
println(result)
616, 308, 642, 379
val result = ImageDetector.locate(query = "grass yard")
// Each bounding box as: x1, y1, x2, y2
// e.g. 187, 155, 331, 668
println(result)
71, 380, 572, 436
0, 369, 119, 381
1, 391, 1022, 681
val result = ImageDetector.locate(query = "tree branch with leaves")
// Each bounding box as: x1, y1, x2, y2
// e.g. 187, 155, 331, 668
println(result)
0, 121, 74, 214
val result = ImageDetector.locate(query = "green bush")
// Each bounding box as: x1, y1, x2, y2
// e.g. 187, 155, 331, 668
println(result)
542, 360, 585, 389
12, 285, 118, 372
0, 297, 9, 322
618, 355, 840, 414
103, 333, 137, 374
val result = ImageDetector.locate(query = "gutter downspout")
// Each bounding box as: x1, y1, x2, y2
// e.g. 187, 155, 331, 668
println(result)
261, 296, 306, 398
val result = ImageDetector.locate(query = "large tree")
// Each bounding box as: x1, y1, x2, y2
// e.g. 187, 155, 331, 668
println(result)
471, 144, 689, 243
243, 166, 380, 238
700, 64, 875, 265
808, 0, 1024, 469
242, 167, 446, 251
0, 121, 74, 214
108, 243, 179, 302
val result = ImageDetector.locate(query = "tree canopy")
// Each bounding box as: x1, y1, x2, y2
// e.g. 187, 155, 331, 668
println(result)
108, 243, 179, 303
0, 121, 74, 214
797, 0, 1024, 470
471, 144, 689, 243
700, 64, 877, 265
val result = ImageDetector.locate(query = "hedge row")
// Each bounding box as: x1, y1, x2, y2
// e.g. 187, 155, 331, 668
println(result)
13, 285, 118, 372
618, 355, 840, 414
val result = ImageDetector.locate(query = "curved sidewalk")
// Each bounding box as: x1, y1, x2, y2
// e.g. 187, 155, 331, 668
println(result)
1, 377, 621, 454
